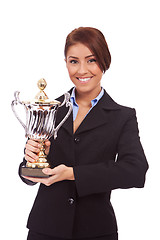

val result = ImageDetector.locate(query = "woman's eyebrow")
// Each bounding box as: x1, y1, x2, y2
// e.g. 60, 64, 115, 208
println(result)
68, 54, 95, 59
85, 54, 95, 59
68, 56, 78, 59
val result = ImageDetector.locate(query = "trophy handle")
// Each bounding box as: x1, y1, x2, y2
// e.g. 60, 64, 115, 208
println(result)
11, 91, 26, 129
53, 92, 72, 139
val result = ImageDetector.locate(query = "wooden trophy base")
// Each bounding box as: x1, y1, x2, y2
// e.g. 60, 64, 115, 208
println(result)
21, 166, 51, 178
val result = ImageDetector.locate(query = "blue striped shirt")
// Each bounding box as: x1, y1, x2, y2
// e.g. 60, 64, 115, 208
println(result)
70, 87, 104, 121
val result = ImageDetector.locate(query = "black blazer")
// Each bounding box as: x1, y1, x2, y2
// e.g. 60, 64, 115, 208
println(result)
19, 89, 148, 239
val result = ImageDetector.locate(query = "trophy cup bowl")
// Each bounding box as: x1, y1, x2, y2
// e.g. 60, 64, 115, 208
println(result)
11, 78, 72, 178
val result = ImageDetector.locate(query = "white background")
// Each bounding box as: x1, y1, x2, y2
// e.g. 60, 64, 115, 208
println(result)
0, 0, 160, 239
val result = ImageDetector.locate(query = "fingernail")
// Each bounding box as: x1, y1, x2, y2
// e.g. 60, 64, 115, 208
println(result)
43, 169, 48, 174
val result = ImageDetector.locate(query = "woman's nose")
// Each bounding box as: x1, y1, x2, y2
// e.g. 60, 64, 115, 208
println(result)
77, 62, 88, 74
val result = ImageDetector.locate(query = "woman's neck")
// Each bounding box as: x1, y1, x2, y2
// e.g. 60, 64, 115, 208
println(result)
75, 87, 102, 107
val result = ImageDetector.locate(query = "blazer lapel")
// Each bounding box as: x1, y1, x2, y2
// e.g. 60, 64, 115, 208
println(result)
56, 89, 121, 136
55, 90, 73, 136
75, 90, 121, 135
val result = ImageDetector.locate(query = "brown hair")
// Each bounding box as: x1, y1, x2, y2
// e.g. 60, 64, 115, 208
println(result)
64, 27, 111, 73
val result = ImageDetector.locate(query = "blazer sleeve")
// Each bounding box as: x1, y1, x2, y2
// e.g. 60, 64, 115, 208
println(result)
73, 109, 149, 197
18, 158, 37, 186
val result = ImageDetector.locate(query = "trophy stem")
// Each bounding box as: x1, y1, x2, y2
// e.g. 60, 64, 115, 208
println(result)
39, 140, 47, 161
26, 140, 50, 169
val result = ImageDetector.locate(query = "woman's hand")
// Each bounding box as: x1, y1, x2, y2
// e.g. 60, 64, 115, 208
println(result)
25, 139, 51, 163
23, 164, 75, 186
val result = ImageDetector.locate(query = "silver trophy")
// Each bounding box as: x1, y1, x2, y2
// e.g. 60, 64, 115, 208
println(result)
11, 78, 72, 178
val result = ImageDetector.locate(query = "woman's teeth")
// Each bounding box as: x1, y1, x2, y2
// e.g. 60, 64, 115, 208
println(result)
77, 77, 91, 82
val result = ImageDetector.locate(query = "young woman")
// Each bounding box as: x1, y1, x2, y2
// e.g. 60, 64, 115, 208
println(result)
20, 27, 148, 240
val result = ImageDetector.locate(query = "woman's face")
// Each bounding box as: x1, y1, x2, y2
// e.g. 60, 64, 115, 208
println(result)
65, 43, 103, 96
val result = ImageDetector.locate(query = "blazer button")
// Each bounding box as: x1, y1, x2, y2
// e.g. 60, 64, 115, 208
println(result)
74, 137, 80, 143
68, 198, 74, 205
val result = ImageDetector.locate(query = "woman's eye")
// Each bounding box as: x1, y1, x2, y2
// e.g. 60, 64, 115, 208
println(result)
70, 60, 78, 64
88, 58, 96, 63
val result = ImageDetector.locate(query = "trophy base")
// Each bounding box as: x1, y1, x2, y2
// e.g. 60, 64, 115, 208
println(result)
21, 166, 51, 178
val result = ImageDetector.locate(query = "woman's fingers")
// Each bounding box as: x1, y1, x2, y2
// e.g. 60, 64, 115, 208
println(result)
25, 139, 41, 162
23, 165, 74, 186
25, 149, 39, 162
44, 140, 51, 155
44, 140, 51, 147
24, 139, 51, 163
25, 140, 41, 152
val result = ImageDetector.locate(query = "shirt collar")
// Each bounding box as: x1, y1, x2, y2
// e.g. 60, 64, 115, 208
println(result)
70, 87, 104, 107
70, 87, 78, 106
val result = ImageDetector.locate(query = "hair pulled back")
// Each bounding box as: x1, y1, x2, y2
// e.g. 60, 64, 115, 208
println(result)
64, 27, 111, 73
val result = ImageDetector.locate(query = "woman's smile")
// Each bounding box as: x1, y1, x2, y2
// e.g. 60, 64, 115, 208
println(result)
76, 76, 93, 83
